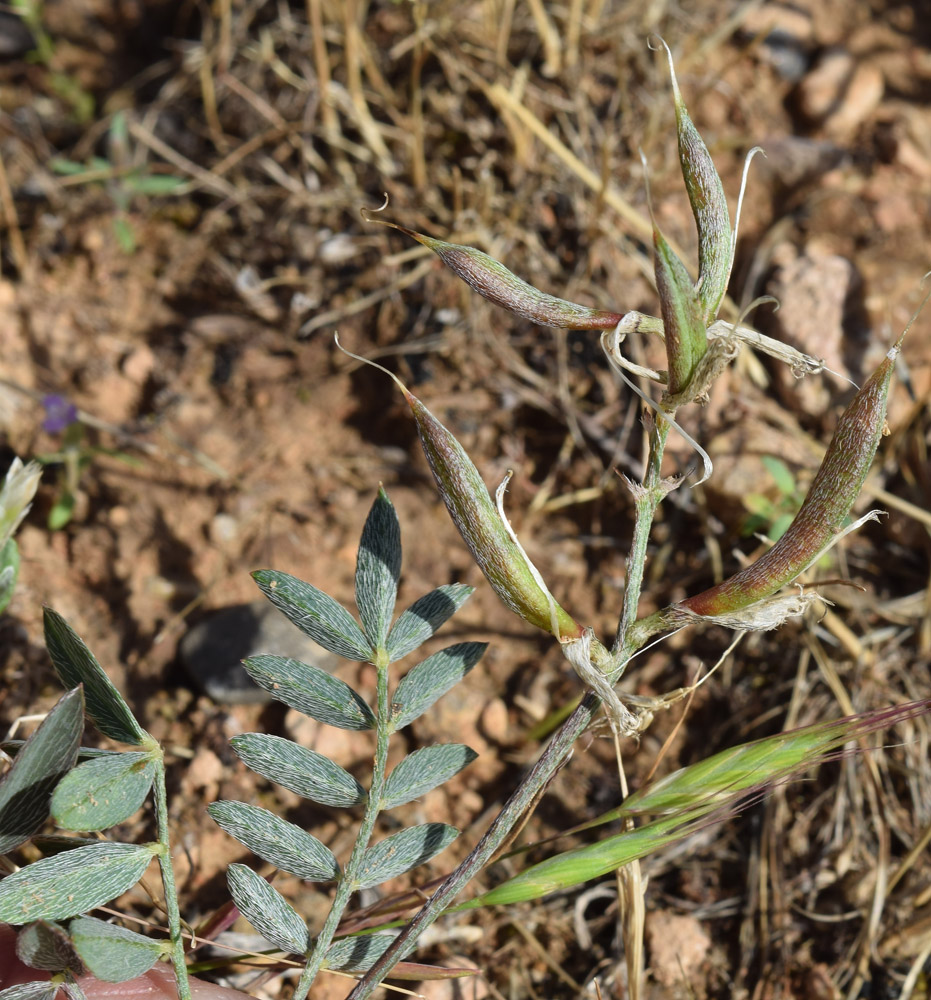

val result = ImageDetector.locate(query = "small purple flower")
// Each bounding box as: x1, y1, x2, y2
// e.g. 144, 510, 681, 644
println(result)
41, 394, 78, 433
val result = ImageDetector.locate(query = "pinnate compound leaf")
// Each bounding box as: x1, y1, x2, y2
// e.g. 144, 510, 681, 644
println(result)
0, 983, 60, 1000
16, 921, 82, 972
243, 655, 375, 731
43, 609, 148, 747
325, 933, 400, 972
0, 744, 126, 765
69, 916, 163, 982
385, 584, 473, 662
355, 824, 458, 889
382, 745, 477, 810
0, 842, 157, 923
208, 801, 339, 882
51, 753, 156, 832
226, 864, 310, 955
0, 687, 84, 854
230, 733, 366, 808
355, 489, 401, 651
252, 570, 372, 661
391, 643, 487, 730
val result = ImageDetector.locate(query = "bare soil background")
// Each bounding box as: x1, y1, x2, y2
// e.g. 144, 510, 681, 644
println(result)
2, 1, 931, 998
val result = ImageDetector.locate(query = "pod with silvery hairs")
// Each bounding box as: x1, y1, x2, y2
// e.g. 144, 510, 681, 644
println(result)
672, 341, 900, 630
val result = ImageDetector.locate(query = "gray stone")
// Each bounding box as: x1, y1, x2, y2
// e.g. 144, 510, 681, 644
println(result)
179, 599, 340, 704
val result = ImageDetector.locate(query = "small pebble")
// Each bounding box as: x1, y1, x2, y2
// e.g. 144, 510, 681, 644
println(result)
109, 505, 130, 527
645, 911, 710, 987
208, 513, 238, 545
318, 233, 357, 265
0, 12, 34, 58
179, 599, 340, 705
121, 345, 156, 385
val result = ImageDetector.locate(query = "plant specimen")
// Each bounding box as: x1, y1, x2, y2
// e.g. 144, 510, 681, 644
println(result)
0, 493, 486, 999
0, 39, 927, 1000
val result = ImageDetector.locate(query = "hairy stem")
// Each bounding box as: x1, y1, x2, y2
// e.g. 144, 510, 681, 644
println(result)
152, 755, 191, 1000
294, 653, 393, 1000
614, 414, 672, 668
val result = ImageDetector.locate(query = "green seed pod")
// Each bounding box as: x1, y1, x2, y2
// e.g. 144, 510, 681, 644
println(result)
679, 345, 899, 618
655, 38, 732, 322
653, 223, 707, 397
337, 338, 583, 640
369, 217, 624, 330
405, 389, 584, 640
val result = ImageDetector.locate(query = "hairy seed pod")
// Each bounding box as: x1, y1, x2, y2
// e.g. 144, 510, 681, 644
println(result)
405, 390, 584, 641
374, 219, 624, 330
655, 38, 733, 322
653, 225, 707, 397
679, 346, 898, 617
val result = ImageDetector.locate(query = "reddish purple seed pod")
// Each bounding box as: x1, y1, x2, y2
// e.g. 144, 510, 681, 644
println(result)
679, 348, 898, 617
379, 220, 624, 330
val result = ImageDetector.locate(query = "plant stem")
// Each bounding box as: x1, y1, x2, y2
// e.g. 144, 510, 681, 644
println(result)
293, 654, 393, 1000
152, 755, 191, 1000
344, 690, 601, 999
614, 414, 672, 666
345, 410, 675, 1000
